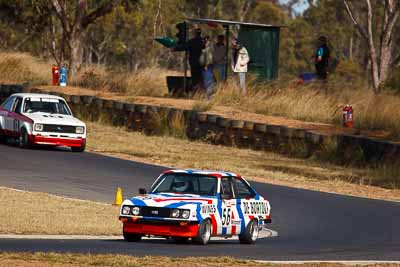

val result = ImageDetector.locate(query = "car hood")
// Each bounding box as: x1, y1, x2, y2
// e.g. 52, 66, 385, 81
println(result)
23, 112, 85, 126
125, 193, 217, 208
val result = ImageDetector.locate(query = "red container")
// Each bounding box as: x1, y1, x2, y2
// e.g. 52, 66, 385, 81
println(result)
342, 105, 353, 128
52, 65, 59, 86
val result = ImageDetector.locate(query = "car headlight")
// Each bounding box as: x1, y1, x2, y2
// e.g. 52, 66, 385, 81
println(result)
131, 206, 140, 216
34, 124, 43, 132
181, 210, 190, 219
121, 206, 131, 215
76, 126, 84, 134
171, 209, 180, 218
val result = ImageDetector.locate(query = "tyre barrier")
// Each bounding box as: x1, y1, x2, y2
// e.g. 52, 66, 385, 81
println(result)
1, 84, 399, 165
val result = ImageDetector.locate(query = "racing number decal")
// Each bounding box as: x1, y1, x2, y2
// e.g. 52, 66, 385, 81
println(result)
221, 207, 231, 226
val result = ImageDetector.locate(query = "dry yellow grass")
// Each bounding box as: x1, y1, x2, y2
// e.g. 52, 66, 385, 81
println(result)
1, 253, 398, 267
0, 187, 120, 235
0, 52, 174, 97
86, 122, 400, 202
209, 78, 400, 139
0, 52, 51, 85
71, 65, 176, 97
2, 52, 400, 138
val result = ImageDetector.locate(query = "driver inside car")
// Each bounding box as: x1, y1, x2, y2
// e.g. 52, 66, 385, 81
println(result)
171, 179, 194, 194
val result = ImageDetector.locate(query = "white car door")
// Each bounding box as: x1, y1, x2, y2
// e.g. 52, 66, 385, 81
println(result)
219, 177, 238, 236
232, 177, 268, 232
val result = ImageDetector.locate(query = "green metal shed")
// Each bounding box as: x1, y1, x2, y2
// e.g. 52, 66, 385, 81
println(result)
238, 26, 280, 80
188, 18, 282, 80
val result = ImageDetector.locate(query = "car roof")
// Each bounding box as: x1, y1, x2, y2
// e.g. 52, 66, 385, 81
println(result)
10, 93, 64, 100
163, 169, 240, 178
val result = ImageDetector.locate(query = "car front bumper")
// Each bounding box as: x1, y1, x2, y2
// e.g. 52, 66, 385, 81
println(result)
120, 217, 200, 238
29, 134, 86, 147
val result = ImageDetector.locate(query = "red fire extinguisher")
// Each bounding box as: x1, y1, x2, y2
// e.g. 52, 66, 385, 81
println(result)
342, 104, 353, 128
52, 64, 59, 86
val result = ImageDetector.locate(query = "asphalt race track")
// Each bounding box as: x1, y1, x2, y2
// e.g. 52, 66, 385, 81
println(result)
0, 144, 399, 261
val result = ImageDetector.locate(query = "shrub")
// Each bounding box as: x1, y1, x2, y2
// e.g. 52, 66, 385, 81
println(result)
71, 66, 108, 90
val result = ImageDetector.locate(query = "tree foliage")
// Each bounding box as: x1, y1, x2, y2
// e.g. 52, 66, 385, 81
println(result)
0, 0, 399, 91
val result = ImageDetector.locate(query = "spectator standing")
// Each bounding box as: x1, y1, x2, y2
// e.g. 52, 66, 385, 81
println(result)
174, 28, 204, 89
315, 36, 330, 80
213, 34, 227, 82
231, 38, 250, 94
199, 36, 215, 99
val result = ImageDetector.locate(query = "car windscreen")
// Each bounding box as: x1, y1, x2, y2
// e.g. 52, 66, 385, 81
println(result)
151, 174, 217, 196
23, 98, 71, 115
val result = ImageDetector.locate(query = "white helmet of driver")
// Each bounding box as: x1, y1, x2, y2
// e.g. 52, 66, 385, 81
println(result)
172, 179, 190, 192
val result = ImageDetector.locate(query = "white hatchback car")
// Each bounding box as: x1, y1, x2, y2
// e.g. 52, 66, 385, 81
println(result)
0, 93, 86, 152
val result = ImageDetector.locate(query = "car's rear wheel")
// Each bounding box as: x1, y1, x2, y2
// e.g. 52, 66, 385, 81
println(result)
239, 219, 259, 244
71, 142, 85, 152
123, 232, 142, 242
19, 128, 32, 149
193, 219, 212, 245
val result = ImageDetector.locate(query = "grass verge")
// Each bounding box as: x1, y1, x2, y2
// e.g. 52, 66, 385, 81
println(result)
0, 187, 120, 235
0, 253, 398, 267
86, 122, 400, 202
0, 52, 51, 85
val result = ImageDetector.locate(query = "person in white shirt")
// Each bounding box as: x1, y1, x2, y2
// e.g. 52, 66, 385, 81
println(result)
231, 38, 250, 94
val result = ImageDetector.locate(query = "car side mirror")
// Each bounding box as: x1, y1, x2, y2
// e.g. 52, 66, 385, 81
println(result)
138, 188, 147, 195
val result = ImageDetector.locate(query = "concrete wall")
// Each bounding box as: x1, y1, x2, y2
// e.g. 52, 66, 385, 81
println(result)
1, 83, 399, 165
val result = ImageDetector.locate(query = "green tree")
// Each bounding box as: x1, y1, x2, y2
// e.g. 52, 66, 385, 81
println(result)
344, 0, 400, 93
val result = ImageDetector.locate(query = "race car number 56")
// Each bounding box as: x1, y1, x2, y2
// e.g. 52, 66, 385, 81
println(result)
222, 207, 231, 226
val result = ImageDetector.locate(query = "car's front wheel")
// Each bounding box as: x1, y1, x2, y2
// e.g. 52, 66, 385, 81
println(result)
193, 219, 212, 245
19, 128, 32, 149
71, 142, 86, 152
239, 219, 259, 244
123, 232, 142, 242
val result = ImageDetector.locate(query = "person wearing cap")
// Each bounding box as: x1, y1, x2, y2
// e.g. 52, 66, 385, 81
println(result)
174, 28, 204, 89
315, 36, 330, 80
213, 34, 227, 82
231, 38, 250, 94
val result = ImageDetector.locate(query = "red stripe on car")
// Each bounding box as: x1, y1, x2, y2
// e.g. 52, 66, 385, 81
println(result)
231, 211, 236, 235
210, 214, 217, 235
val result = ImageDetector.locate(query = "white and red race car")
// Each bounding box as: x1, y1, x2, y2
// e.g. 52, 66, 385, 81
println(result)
0, 93, 86, 152
119, 169, 272, 245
